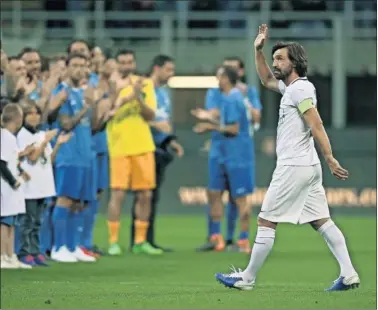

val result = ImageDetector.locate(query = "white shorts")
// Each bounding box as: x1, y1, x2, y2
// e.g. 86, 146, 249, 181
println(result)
258, 164, 330, 224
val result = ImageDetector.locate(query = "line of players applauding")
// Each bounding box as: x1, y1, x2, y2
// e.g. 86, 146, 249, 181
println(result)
0, 40, 262, 269
0, 41, 187, 268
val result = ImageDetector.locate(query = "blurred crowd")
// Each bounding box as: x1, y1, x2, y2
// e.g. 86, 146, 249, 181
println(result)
37, 0, 377, 36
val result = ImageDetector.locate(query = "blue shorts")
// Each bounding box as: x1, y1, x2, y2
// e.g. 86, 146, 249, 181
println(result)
96, 153, 109, 191
208, 157, 255, 198
1, 216, 16, 226
55, 165, 97, 202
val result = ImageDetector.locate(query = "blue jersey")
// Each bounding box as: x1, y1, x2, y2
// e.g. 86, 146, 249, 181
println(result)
205, 88, 225, 160
49, 83, 70, 147
29, 80, 50, 130
28, 80, 43, 102
88, 72, 108, 154
246, 86, 262, 111
88, 72, 99, 88
151, 86, 171, 147
55, 83, 92, 167
219, 88, 254, 164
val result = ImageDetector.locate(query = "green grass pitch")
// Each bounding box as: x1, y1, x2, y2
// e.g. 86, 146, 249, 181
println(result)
1, 215, 376, 308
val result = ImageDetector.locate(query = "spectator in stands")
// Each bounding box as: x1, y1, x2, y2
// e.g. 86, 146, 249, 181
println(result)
189, 0, 219, 29
290, 0, 328, 36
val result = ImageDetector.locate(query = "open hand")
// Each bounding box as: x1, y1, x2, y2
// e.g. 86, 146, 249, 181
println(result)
56, 132, 73, 145
193, 122, 212, 134
254, 24, 268, 51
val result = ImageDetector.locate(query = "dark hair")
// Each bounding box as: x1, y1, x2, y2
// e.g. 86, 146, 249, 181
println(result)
272, 41, 308, 77
152, 55, 174, 68
220, 66, 239, 86
41, 56, 50, 72
116, 49, 135, 61
51, 54, 67, 63
1, 103, 22, 124
8, 56, 20, 62
66, 39, 90, 54
223, 56, 246, 83
66, 53, 88, 66
18, 47, 40, 59
223, 56, 244, 69
21, 102, 42, 121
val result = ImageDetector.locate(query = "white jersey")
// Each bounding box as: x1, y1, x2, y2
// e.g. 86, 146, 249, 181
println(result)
1, 128, 26, 217
17, 127, 56, 199
276, 77, 320, 166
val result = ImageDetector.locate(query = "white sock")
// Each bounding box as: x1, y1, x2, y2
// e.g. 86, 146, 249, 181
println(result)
243, 226, 275, 282
318, 220, 357, 278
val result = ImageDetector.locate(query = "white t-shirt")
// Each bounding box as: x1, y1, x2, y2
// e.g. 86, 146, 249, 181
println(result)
17, 127, 56, 199
276, 77, 320, 166
1, 128, 26, 216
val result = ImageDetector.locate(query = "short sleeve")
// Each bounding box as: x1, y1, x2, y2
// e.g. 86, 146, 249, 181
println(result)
144, 79, 157, 111
205, 89, 218, 110
155, 107, 170, 122
1, 131, 10, 162
291, 84, 316, 114
154, 89, 171, 122
51, 84, 63, 96
247, 87, 262, 110
16, 128, 31, 152
278, 80, 286, 95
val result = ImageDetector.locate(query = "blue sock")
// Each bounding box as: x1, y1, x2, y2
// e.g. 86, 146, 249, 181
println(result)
210, 221, 221, 236
67, 210, 84, 252
40, 207, 52, 254
52, 206, 69, 251
226, 201, 239, 242
81, 200, 99, 249
239, 231, 249, 240
207, 205, 212, 239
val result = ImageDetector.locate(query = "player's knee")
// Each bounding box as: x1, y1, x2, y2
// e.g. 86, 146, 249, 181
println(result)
210, 207, 222, 220
240, 210, 251, 222
207, 190, 222, 204
136, 190, 153, 206
257, 217, 277, 229
310, 217, 331, 231
110, 189, 125, 205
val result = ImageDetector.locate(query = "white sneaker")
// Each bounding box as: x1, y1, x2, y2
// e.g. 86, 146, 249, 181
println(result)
51, 246, 78, 263
10, 254, 32, 269
71, 247, 96, 262
0, 255, 18, 269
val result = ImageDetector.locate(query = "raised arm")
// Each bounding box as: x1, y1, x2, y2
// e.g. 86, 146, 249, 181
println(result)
254, 24, 280, 93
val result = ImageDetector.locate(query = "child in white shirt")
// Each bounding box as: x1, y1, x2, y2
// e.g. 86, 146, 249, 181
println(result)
16, 103, 71, 266
1, 104, 32, 269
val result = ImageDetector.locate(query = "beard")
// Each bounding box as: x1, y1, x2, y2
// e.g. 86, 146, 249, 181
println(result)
273, 66, 293, 80
120, 70, 132, 78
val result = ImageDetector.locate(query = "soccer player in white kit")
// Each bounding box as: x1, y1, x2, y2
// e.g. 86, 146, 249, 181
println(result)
215, 24, 360, 292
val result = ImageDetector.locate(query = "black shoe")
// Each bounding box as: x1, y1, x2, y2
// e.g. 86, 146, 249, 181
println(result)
90, 245, 104, 255
151, 244, 174, 253
195, 241, 216, 252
